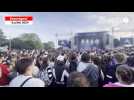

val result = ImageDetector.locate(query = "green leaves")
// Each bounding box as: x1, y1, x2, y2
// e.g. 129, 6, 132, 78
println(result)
11, 33, 44, 49
44, 41, 55, 50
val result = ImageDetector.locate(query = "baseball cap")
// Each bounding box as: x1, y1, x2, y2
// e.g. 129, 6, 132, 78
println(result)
57, 55, 65, 61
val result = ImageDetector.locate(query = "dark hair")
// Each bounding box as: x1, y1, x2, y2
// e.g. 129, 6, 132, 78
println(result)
61, 52, 64, 56
126, 56, 134, 67
92, 56, 101, 66
114, 53, 126, 64
69, 52, 77, 61
15, 58, 34, 74
81, 53, 90, 63
41, 57, 48, 70
50, 56, 55, 62
116, 65, 134, 85
67, 72, 90, 87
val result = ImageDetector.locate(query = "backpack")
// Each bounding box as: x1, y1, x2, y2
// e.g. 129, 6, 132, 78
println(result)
51, 65, 68, 87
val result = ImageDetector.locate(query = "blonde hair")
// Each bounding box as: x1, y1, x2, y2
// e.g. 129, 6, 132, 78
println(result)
114, 53, 127, 64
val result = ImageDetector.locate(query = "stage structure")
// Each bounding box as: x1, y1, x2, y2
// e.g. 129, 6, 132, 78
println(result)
72, 31, 113, 50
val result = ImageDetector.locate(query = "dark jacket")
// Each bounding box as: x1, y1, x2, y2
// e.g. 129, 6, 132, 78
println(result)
54, 63, 65, 82
104, 63, 123, 83
53, 62, 67, 87
69, 60, 77, 73
82, 63, 99, 87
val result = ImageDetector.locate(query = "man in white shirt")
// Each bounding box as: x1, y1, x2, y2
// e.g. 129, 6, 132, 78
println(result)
9, 58, 45, 87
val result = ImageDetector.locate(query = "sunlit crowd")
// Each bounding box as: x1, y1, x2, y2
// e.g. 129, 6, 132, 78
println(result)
0, 47, 134, 87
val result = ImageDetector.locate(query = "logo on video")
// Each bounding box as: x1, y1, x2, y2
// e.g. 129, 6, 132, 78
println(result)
4, 16, 33, 25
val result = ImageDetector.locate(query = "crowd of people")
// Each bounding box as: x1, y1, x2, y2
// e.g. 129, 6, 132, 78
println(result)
0, 47, 134, 87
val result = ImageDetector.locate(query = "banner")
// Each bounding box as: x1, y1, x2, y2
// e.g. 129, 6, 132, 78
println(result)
4, 16, 33, 25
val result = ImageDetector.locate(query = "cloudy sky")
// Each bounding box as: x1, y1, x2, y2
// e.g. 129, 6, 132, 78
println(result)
0, 12, 134, 45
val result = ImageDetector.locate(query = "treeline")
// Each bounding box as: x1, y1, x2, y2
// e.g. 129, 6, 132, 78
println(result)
0, 29, 55, 50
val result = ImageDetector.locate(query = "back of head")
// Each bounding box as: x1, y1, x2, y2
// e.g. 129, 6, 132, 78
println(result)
67, 72, 90, 87
56, 55, 65, 65
81, 53, 90, 63
126, 56, 134, 67
15, 57, 34, 74
114, 53, 127, 64
116, 65, 134, 85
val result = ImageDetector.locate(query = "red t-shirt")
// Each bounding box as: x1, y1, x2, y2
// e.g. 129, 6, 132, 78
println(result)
0, 63, 10, 85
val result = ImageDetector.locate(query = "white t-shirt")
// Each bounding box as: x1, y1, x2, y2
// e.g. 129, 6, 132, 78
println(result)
9, 75, 45, 87
57, 55, 65, 61
77, 62, 89, 72
33, 66, 39, 77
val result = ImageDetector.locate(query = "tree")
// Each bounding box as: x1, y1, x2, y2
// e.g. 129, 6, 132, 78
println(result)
19, 33, 44, 49
11, 38, 27, 49
44, 41, 55, 50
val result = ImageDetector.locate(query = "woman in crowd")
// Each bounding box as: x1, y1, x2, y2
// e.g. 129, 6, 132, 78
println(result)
37, 55, 55, 87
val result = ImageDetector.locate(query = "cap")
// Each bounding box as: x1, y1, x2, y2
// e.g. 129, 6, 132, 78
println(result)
57, 55, 64, 61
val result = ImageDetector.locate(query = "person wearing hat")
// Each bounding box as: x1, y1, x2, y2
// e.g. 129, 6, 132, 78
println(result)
52, 54, 69, 87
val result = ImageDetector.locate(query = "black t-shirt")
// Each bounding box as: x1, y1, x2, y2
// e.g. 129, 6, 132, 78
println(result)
69, 61, 77, 73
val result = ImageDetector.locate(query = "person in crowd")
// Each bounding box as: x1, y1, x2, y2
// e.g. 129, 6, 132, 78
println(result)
53, 55, 69, 87
67, 72, 90, 87
37, 56, 55, 87
77, 52, 99, 87
104, 52, 127, 83
36, 57, 43, 70
9, 58, 45, 87
49, 56, 55, 68
126, 55, 134, 68
32, 58, 39, 77
0, 55, 10, 86
104, 65, 134, 87
7, 56, 19, 82
91, 55, 104, 86
68, 52, 78, 73
77, 52, 91, 72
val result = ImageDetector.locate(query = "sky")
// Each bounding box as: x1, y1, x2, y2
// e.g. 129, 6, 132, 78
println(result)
0, 12, 134, 46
